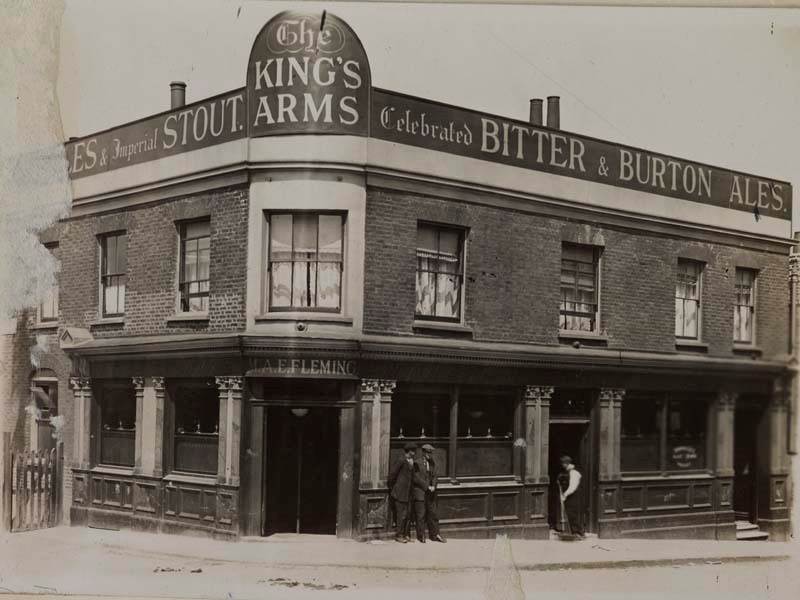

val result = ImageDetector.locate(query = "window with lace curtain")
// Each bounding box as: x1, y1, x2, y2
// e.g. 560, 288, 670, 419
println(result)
266, 213, 344, 312
415, 223, 465, 321
560, 243, 599, 332
733, 268, 756, 344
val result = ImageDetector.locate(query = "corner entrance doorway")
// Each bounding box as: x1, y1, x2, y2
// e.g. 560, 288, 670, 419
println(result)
264, 406, 340, 535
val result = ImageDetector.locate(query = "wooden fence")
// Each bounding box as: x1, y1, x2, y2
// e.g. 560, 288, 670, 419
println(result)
2, 433, 63, 532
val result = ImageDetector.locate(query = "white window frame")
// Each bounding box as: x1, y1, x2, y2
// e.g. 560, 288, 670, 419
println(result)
262, 211, 347, 315
38, 243, 59, 324
733, 267, 757, 345
559, 243, 601, 334
675, 259, 703, 341
414, 222, 467, 324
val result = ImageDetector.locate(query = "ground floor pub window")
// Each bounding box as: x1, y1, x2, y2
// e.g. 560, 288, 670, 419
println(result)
621, 392, 708, 474
390, 385, 517, 480
97, 381, 136, 467
170, 382, 219, 475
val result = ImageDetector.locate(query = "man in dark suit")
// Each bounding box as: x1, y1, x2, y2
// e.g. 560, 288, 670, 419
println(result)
419, 444, 446, 543
387, 442, 427, 543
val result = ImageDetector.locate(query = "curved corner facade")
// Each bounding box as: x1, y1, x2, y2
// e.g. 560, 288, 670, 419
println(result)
18, 10, 794, 542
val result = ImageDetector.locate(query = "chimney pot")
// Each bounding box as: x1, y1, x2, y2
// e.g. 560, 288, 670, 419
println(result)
529, 99, 543, 126
546, 96, 560, 130
170, 81, 187, 109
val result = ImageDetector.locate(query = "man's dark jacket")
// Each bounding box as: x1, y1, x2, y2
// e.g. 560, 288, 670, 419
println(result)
388, 457, 427, 502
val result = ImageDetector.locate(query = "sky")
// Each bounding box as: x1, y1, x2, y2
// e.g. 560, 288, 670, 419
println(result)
55, 1, 800, 232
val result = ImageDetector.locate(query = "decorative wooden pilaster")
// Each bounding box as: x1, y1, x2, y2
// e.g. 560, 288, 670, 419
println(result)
598, 388, 625, 481
714, 391, 737, 478
152, 377, 165, 477
69, 377, 92, 469
216, 376, 243, 486
132, 377, 145, 474
523, 386, 552, 485
359, 379, 396, 490
756, 378, 791, 539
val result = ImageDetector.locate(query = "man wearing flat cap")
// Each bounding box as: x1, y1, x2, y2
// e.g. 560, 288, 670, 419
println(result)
419, 444, 446, 543
388, 442, 428, 543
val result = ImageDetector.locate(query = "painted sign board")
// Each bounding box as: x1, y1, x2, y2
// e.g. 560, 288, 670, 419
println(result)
63, 10, 792, 223
246, 11, 371, 138
371, 89, 791, 221
66, 89, 246, 180
246, 358, 358, 379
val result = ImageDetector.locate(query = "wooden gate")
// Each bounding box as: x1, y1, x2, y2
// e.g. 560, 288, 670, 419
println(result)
2, 436, 63, 532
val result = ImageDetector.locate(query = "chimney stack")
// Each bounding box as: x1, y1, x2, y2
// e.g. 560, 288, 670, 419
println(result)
529, 99, 543, 126
170, 81, 187, 109
546, 96, 560, 130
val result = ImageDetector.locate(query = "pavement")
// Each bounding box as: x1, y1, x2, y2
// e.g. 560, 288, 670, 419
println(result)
0, 527, 797, 599
1, 525, 795, 572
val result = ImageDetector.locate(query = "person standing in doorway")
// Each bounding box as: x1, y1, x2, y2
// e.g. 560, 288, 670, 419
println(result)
419, 444, 446, 543
558, 454, 584, 538
388, 442, 427, 543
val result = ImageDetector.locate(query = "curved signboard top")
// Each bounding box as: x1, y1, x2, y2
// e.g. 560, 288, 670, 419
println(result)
246, 10, 371, 138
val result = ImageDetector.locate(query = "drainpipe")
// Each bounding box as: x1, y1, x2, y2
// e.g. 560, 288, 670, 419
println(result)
789, 233, 800, 541
789, 234, 800, 453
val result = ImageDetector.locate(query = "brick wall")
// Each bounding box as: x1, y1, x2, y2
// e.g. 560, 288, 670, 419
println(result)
363, 187, 791, 360
13, 185, 249, 522
59, 185, 249, 337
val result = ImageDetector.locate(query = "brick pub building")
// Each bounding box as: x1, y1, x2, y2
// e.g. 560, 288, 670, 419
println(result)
21, 11, 797, 540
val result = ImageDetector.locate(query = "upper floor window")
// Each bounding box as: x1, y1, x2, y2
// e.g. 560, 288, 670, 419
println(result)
675, 259, 702, 339
39, 243, 59, 323
179, 220, 211, 313
267, 213, 343, 312
416, 223, 464, 321
733, 268, 756, 344
100, 232, 127, 317
560, 243, 599, 332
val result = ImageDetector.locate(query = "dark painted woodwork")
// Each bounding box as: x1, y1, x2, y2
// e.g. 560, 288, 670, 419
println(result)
264, 406, 339, 535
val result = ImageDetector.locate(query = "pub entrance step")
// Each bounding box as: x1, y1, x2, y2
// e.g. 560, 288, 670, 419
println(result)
735, 520, 769, 541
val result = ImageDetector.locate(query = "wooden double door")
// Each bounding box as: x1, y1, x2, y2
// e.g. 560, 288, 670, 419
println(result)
264, 406, 340, 535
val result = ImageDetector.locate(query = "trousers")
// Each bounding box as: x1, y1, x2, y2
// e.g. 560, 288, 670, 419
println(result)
424, 491, 440, 538
564, 494, 584, 536
402, 500, 426, 540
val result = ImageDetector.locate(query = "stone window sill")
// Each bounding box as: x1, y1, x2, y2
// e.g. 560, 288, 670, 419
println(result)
675, 339, 709, 352
559, 330, 608, 343
163, 472, 218, 486
166, 313, 210, 323
91, 465, 134, 476
621, 472, 713, 481
255, 313, 354, 325
413, 320, 473, 334
31, 321, 59, 331
733, 343, 762, 355
89, 317, 124, 327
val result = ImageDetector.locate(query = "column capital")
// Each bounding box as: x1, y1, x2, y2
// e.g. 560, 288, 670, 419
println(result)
523, 386, 553, 403
599, 388, 626, 404
69, 376, 91, 392
770, 378, 789, 408
789, 252, 800, 283
360, 379, 396, 398
152, 376, 165, 391
717, 390, 738, 408
132, 376, 146, 391
215, 376, 243, 392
